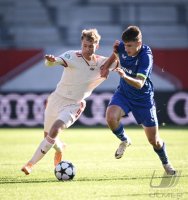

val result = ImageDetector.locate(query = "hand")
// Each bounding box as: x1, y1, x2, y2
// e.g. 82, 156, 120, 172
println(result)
115, 67, 126, 78
100, 65, 109, 78
113, 40, 120, 53
45, 54, 56, 62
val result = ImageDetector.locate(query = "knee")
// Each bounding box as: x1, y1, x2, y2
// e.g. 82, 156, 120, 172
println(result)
44, 132, 48, 138
50, 125, 59, 136
49, 120, 64, 138
148, 138, 162, 149
106, 111, 118, 125
148, 137, 156, 146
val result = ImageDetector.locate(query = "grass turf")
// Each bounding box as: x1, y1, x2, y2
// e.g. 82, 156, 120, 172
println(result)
0, 127, 187, 200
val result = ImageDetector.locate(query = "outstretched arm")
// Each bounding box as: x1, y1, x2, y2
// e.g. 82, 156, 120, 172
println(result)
100, 40, 120, 78
115, 68, 146, 89
100, 53, 117, 78
45, 55, 66, 67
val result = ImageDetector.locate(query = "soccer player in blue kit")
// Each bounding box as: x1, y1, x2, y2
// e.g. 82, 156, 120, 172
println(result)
101, 26, 176, 175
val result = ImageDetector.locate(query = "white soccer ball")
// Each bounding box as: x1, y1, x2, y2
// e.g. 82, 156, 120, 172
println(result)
54, 161, 76, 181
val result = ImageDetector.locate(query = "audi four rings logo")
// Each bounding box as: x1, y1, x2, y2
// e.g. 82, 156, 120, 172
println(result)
0, 92, 187, 126
167, 92, 188, 125
0, 93, 49, 126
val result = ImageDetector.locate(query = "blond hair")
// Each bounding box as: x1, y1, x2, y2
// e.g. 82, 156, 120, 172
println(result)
81, 29, 101, 44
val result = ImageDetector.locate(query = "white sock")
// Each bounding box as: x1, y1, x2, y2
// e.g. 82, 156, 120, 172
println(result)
53, 137, 64, 152
29, 135, 55, 165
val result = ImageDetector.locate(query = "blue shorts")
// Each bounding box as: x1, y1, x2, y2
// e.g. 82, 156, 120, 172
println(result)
108, 91, 158, 127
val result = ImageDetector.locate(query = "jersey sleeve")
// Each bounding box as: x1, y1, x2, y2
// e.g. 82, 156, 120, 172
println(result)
137, 53, 153, 79
58, 50, 76, 67
117, 41, 125, 53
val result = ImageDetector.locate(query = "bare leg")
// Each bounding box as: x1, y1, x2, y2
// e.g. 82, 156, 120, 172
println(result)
29, 120, 65, 164
143, 125, 176, 175
143, 126, 163, 149
106, 105, 131, 159
106, 105, 129, 141
106, 105, 124, 130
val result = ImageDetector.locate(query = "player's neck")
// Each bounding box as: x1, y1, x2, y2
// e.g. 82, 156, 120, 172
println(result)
81, 53, 97, 67
82, 53, 95, 61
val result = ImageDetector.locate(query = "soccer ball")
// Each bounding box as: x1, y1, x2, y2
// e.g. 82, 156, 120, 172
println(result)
54, 161, 76, 181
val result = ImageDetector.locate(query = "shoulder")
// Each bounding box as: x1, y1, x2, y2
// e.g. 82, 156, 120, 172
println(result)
95, 54, 107, 60
118, 41, 127, 57
60, 50, 82, 60
118, 41, 125, 50
95, 54, 108, 65
140, 45, 153, 56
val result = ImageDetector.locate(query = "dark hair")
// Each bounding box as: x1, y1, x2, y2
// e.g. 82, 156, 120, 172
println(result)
121, 26, 142, 42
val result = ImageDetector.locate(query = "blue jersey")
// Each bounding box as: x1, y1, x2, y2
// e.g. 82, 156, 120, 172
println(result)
117, 42, 154, 107
109, 42, 158, 126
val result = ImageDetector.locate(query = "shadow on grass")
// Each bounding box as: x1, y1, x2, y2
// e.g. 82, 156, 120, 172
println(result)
0, 174, 186, 184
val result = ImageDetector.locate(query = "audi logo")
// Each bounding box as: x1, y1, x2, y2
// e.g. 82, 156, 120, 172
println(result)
0, 93, 49, 126
79, 93, 136, 125
167, 92, 188, 125
0, 92, 187, 126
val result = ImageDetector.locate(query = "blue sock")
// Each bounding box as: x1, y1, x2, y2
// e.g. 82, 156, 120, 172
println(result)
154, 142, 168, 164
112, 124, 127, 141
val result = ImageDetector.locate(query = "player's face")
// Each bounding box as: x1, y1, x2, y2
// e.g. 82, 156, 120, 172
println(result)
124, 41, 142, 56
81, 38, 98, 59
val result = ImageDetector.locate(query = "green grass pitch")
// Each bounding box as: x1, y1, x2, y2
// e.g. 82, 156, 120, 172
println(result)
0, 127, 187, 200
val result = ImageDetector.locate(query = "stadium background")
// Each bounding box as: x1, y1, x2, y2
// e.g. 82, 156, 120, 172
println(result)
0, 0, 188, 127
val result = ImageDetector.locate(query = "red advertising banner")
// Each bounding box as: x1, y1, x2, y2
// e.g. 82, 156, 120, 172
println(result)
0, 49, 188, 90
153, 49, 188, 89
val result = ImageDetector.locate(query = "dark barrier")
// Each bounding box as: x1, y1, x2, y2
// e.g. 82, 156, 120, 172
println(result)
0, 91, 188, 127
155, 91, 188, 126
